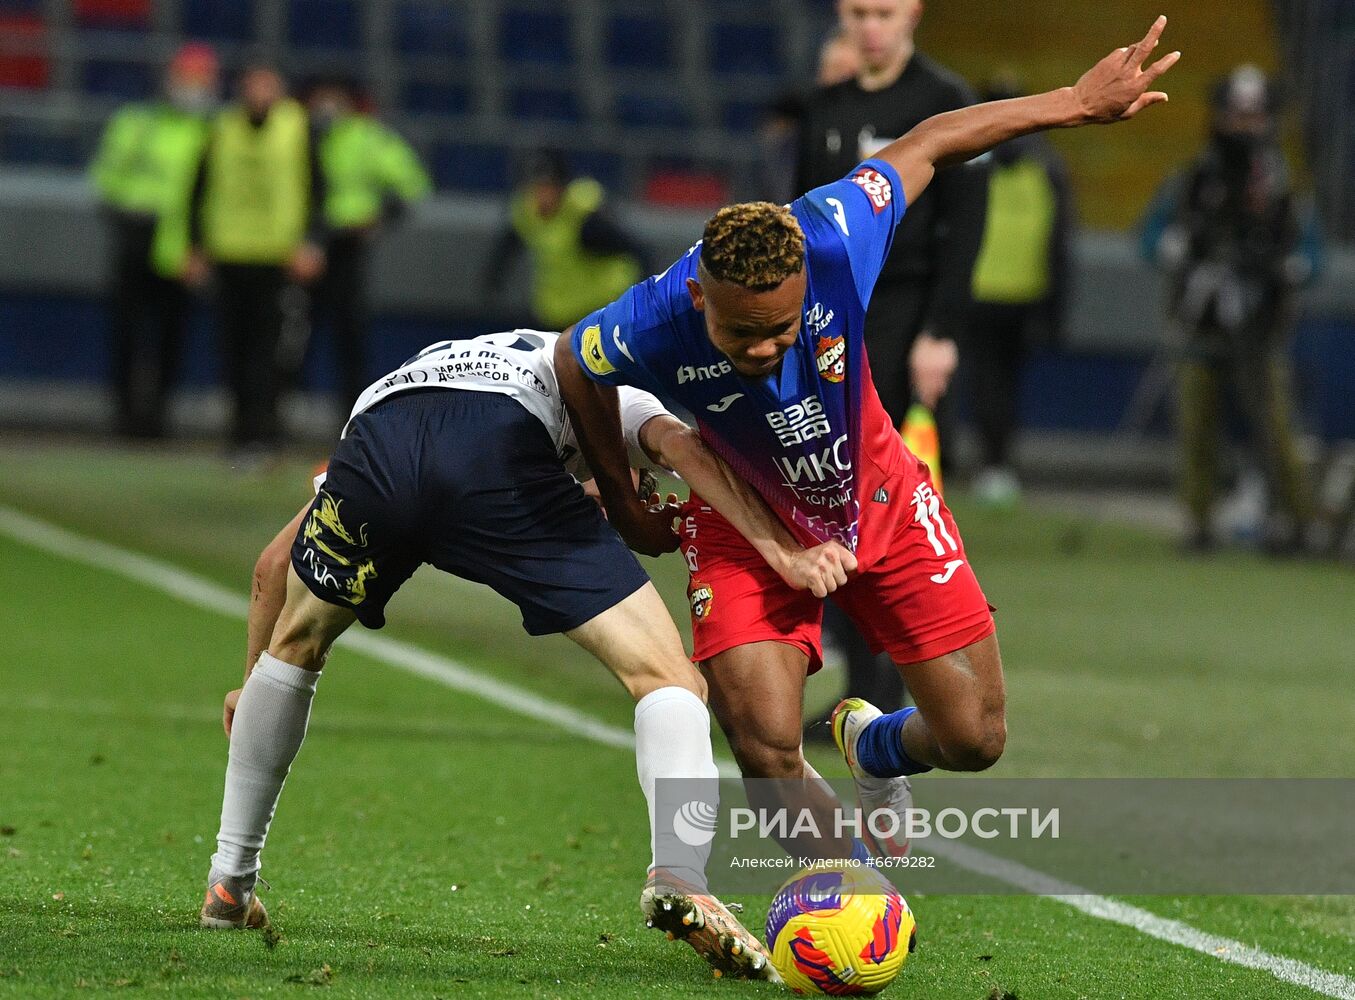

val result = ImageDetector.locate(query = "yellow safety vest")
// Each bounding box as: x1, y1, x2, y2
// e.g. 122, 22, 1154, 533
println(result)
89, 103, 210, 278
321, 114, 430, 230
510, 178, 642, 330
972, 159, 1057, 305
200, 100, 310, 265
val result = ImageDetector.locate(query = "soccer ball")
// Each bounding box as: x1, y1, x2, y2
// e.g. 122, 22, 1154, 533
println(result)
765, 864, 915, 995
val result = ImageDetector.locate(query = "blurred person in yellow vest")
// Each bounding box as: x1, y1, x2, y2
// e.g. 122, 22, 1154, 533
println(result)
304, 76, 431, 408
186, 62, 327, 455
965, 76, 1074, 508
483, 151, 649, 331
90, 42, 218, 440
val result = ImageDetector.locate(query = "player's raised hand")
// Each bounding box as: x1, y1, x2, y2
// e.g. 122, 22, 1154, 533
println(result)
1073, 16, 1181, 123
780, 541, 858, 599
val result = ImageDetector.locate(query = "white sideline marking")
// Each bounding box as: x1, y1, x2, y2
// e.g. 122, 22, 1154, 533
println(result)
3, 503, 1353, 999
0, 506, 635, 752
923, 840, 1355, 999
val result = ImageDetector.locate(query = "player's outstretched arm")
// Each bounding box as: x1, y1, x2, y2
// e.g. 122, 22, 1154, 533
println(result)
554, 333, 679, 557
641, 415, 857, 598
879, 16, 1180, 205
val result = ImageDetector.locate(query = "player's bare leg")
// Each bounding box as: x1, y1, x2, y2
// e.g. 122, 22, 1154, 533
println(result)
702, 641, 865, 864
567, 584, 777, 982
841, 632, 1006, 774
832, 632, 1006, 856
201, 567, 355, 929
900, 632, 1007, 770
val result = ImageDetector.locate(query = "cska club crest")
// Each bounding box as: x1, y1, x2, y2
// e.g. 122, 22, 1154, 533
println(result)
816, 334, 846, 383
688, 581, 714, 620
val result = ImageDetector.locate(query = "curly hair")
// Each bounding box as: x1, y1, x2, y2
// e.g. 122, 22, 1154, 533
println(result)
699, 202, 805, 291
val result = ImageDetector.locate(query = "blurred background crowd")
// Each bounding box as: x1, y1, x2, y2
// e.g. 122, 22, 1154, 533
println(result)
0, 0, 1352, 568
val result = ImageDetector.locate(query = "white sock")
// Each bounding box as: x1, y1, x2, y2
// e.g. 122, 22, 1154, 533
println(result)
210, 652, 319, 883
634, 686, 720, 888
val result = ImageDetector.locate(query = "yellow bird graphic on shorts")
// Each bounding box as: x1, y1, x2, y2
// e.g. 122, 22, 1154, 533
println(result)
303, 491, 369, 568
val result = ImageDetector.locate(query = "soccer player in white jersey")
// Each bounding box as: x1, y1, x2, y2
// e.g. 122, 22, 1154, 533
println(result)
198, 330, 851, 981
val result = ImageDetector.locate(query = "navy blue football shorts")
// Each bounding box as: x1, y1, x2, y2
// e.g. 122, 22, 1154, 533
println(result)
290, 389, 649, 634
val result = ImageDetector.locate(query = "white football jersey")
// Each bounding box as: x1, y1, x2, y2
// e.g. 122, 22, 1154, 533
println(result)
346, 330, 672, 480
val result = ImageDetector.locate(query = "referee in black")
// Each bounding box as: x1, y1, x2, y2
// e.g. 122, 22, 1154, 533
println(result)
797, 0, 989, 731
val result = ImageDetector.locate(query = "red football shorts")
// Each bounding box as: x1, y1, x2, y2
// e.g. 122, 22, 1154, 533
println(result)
678, 463, 994, 671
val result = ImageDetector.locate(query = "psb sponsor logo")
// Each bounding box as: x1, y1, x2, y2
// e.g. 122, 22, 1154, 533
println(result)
671, 800, 718, 847
580, 324, 614, 376
688, 581, 714, 620
677, 360, 733, 384
852, 168, 893, 214
815, 334, 846, 383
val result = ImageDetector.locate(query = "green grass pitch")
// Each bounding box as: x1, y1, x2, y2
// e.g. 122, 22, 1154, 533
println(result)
0, 439, 1351, 998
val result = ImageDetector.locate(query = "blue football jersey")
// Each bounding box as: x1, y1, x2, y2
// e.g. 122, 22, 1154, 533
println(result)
569, 159, 908, 550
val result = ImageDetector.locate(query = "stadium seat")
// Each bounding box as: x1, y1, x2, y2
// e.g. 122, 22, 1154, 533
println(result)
615, 92, 693, 131
508, 86, 580, 123
709, 21, 783, 77
569, 150, 624, 193
74, 0, 151, 31
395, 2, 469, 57
181, 0, 253, 43
81, 58, 155, 99
602, 14, 673, 71
721, 100, 767, 133
0, 13, 48, 89
0, 126, 88, 167
643, 167, 728, 208
430, 141, 511, 192
403, 79, 471, 117
288, 0, 361, 51
498, 7, 571, 65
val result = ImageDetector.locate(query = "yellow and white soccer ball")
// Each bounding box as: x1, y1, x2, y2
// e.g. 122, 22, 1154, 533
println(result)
765, 863, 916, 995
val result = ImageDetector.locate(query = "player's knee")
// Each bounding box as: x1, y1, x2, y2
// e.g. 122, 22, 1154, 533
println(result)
621, 658, 707, 705
268, 629, 330, 673
269, 606, 339, 671
730, 736, 802, 781
939, 717, 1006, 772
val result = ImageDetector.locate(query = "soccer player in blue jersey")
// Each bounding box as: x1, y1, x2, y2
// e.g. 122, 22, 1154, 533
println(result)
198, 331, 862, 980
556, 20, 1178, 855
